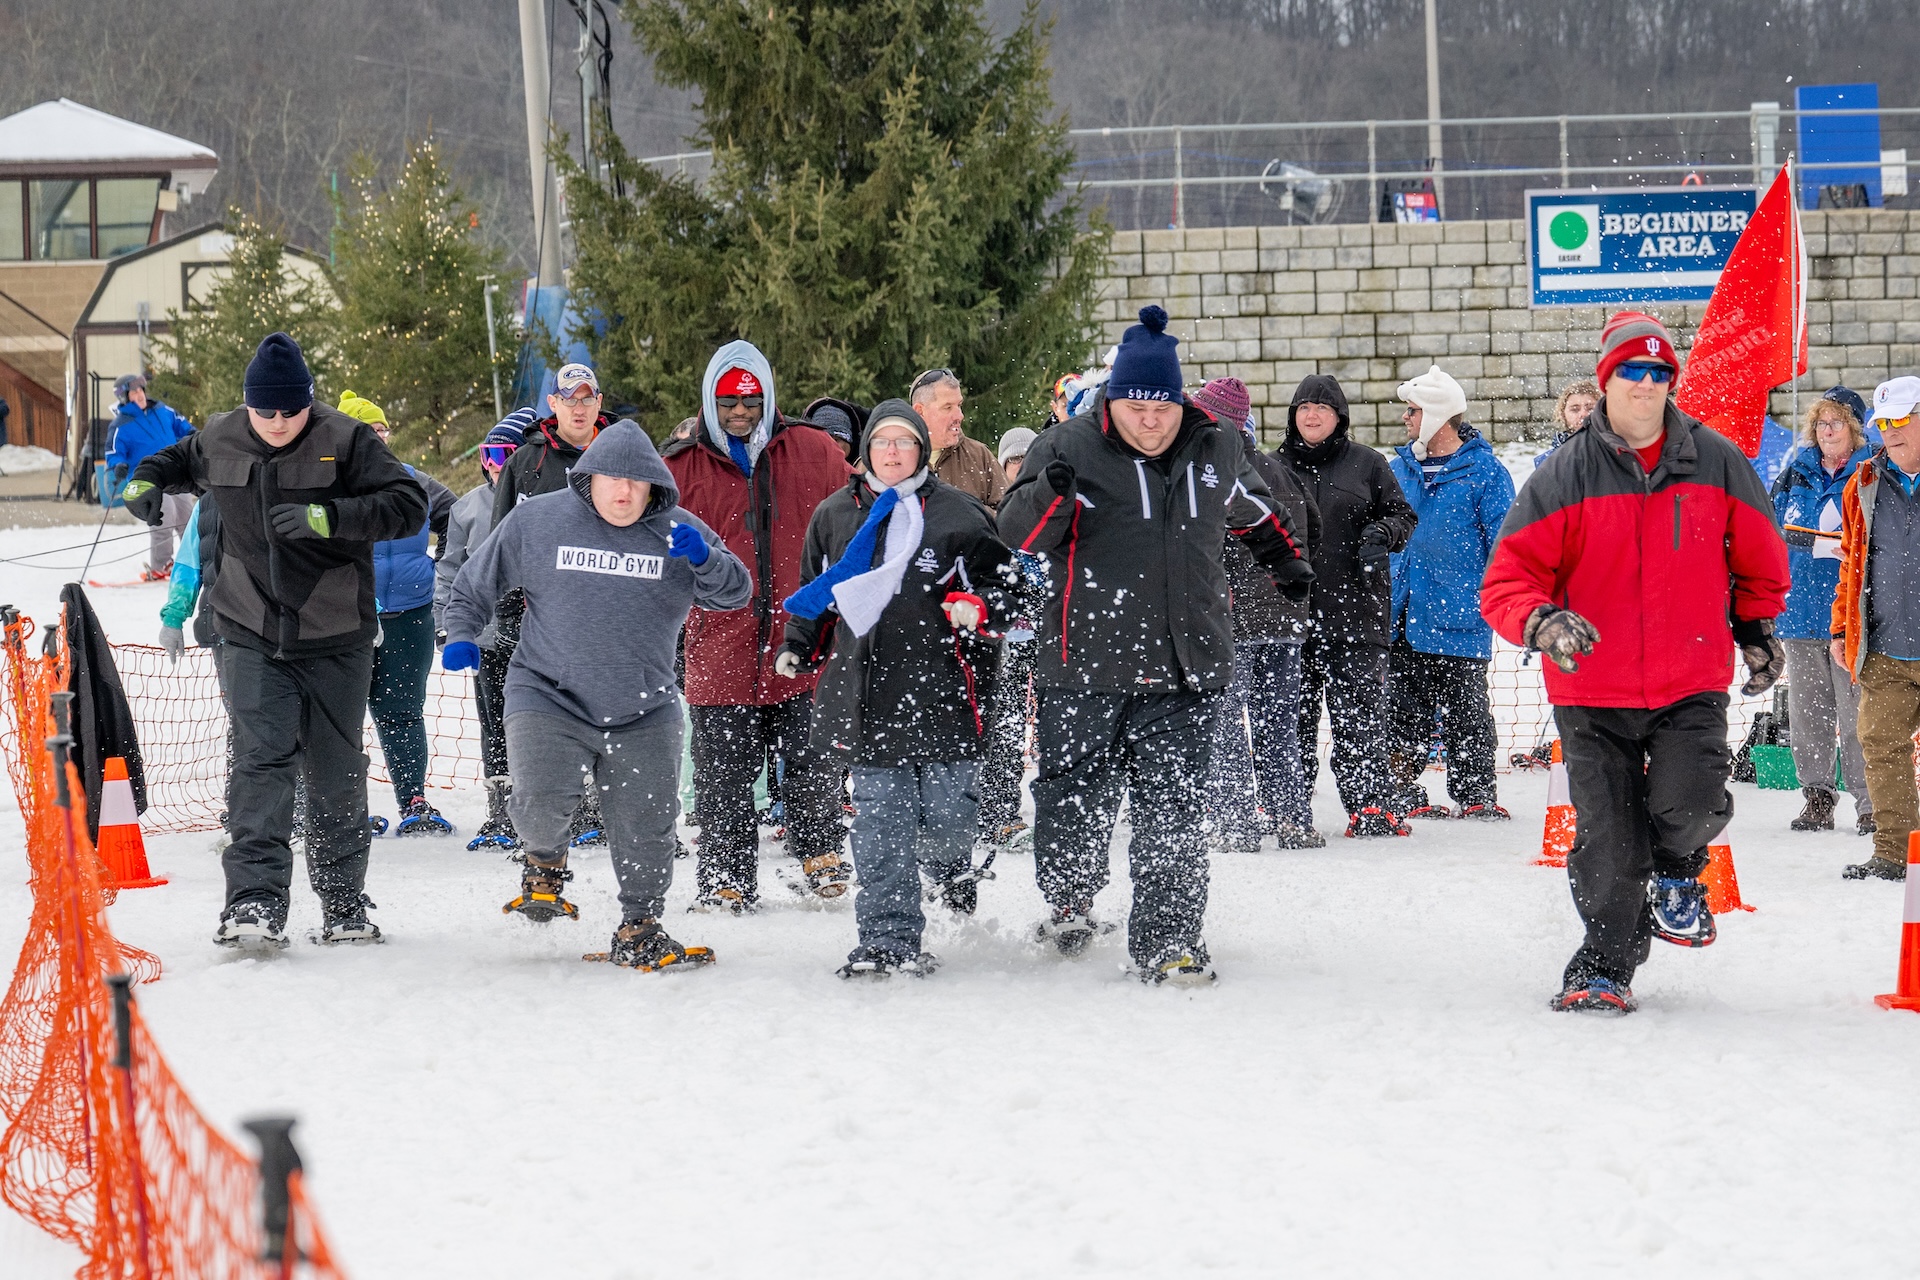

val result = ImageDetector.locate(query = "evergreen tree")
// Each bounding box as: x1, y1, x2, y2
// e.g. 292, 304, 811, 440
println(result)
563, 0, 1109, 440
149, 210, 338, 425
332, 141, 509, 461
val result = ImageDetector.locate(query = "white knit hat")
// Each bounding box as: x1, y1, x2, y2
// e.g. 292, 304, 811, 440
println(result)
1396, 365, 1469, 459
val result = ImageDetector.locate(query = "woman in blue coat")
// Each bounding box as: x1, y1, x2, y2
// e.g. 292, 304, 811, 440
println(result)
1771, 387, 1875, 835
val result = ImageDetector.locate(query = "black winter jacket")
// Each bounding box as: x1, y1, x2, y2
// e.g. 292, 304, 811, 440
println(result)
1276, 376, 1417, 649
492, 414, 612, 527
131, 403, 427, 658
998, 391, 1311, 693
1227, 435, 1321, 643
782, 475, 1014, 767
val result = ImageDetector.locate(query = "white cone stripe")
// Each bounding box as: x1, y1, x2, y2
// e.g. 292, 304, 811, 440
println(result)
1903, 871, 1920, 925
98, 778, 139, 828
1546, 762, 1570, 808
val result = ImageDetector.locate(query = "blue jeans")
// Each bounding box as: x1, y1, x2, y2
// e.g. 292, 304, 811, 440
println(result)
1208, 641, 1308, 837
848, 761, 979, 958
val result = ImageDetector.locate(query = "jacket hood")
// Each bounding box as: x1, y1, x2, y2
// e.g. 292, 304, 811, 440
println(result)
859, 398, 933, 491
1284, 374, 1351, 462
701, 340, 777, 463
1395, 428, 1492, 476
569, 419, 679, 518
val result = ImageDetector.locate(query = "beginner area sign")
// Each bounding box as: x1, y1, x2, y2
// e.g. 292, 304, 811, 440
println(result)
1526, 186, 1759, 307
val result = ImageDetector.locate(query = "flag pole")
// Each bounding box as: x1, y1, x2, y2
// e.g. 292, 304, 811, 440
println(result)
1789, 154, 1801, 431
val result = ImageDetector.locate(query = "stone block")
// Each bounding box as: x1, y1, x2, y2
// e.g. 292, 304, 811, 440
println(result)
1223, 316, 1261, 341
1144, 252, 1174, 275
1401, 223, 1445, 245
1221, 249, 1258, 273
1142, 229, 1180, 253
1827, 234, 1858, 256
1473, 265, 1515, 288
1315, 268, 1360, 294
1261, 315, 1305, 338
1336, 245, 1373, 270
1870, 322, 1898, 344
1448, 331, 1493, 356
1486, 238, 1527, 265
1461, 287, 1505, 310
1376, 313, 1414, 336
1851, 278, 1888, 301
1184, 228, 1225, 251
1437, 242, 1489, 267
1192, 318, 1224, 342
1431, 288, 1463, 311
1861, 300, 1905, 322
1412, 313, 1463, 335
1337, 337, 1375, 358
1201, 272, 1228, 296
1166, 274, 1202, 299
1834, 322, 1872, 345
1477, 375, 1525, 399
1257, 225, 1304, 248
1301, 225, 1342, 247
1373, 243, 1411, 268
1260, 338, 1294, 361
1546, 351, 1591, 380
1442, 221, 1486, 244
1301, 315, 1344, 338
1315, 291, 1349, 315
1291, 247, 1337, 271
1271, 360, 1319, 383
1225, 227, 1257, 250
1860, 233, 1901, 256
1199, 293, 1243, 319
1393, 290, 1432, 311
1490, 329, 1521, 355
1376, 334, 1412, 359
1431, 265, 1473, 289
1395, 266, 1431, 290
1326, 357, 1370, 383
1409, 244, 1438, 267
1510, 352, 1549, 376
1174, 250, 1221, 275
1892, 277, 1918, 301
1409, 333, 1449, 358
1110, 230, 1143, 255
1340, 224, 1373, 247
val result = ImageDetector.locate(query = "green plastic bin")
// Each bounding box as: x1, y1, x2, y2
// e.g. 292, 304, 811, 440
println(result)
1750, 743, 1799, 790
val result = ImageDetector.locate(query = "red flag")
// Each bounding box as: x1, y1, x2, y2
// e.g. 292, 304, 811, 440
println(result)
1674, 166, 1808, 457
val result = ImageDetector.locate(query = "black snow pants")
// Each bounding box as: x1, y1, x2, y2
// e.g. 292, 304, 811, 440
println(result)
221, 642, 376, 926
1385, 638, 1499, 811
688, 692, 843, 903
1297, 634, 1391, 816
1030, 687, 1218, 966
475, 644, 511, 780
1554, 692, 1733, 985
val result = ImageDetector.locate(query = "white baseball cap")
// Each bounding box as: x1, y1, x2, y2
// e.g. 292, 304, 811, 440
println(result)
1870, 375, 1920, 423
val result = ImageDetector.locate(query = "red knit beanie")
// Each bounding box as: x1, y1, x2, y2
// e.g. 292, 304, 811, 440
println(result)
716, 367, 762, 398
1596, 311, 1680, 388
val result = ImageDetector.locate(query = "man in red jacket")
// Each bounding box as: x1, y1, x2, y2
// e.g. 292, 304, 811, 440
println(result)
663, 340, 853, 909
1481, 312, 1790, 1016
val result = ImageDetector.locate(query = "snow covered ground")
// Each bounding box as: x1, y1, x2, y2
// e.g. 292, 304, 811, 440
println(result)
3, 521, 1918, 1278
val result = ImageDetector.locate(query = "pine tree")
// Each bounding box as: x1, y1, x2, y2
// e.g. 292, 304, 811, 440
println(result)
563, 0, 1109, 440
332, 141, 509, 461
149, 211, 338, 425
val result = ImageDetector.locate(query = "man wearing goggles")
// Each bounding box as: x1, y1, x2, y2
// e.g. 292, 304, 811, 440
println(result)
1482, 310, 1789, 1016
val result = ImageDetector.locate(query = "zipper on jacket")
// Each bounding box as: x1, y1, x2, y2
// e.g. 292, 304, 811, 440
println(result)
1673, 491, 1684, 549
261, 456, 290, 658
1134, 459, 1151, 518
1185, 463, 1198, 518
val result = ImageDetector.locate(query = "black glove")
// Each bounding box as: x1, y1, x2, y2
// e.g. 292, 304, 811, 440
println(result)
1781, 527, 1817, 550
1269, 555, 1316, 602
1357, 520, 1393, 564
269, 502, 333, 540
120, 477, 165, 525
1733, 617, 1787, 696
1044, 461, 1076, 497
1524, 605, 1602, 674
435, 629, 448, 651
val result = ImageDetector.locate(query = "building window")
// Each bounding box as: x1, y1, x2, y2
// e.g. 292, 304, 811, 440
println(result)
29, 179, 90, 260
96, 178, 161, 258
0, 182, 21, 261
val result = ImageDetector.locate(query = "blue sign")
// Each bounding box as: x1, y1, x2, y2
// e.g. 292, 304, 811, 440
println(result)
1796, 82, 1881, 208
1526, 186, 1758, 308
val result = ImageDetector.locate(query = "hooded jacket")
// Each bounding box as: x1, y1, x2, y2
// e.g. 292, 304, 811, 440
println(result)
444, 421, 751, 729
1226, 428, 1321, 644
664, 340, 852, 705
129, 402, 428, 658
1388, 429, 1515, 659
997, 389, 1311, 693
1276, 375, 1418, 649
106, 397, 193, 475
782, 400, 1016, 766
371, 465, 455, 615
1481, 400, 1790, 709
1771, 441, 1871, 641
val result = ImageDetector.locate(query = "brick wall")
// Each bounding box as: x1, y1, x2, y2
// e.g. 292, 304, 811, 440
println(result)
1092, 209, 1920, 448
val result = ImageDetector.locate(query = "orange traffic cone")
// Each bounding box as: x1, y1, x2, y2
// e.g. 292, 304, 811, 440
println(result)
1535, 740, 1575, 867
1700, 842, 1754, 914
97, 756, 165, 890
1874, 833, 1920, 1012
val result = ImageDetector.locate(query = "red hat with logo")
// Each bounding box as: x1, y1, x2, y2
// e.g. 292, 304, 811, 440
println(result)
715, 367, 762, 398
1596, 311, 1681, 388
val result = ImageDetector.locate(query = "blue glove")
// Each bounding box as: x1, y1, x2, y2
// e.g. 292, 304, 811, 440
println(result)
668, 521, 710, 566
442, 641, 481, 672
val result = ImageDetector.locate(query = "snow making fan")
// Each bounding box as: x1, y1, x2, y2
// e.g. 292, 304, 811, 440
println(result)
1259, 160, 1345, 225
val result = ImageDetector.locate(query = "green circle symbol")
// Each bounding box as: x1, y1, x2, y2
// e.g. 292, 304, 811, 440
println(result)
1549, 210, 1590, 251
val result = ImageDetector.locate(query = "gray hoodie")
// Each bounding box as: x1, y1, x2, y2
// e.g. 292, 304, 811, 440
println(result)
701, 339, 777, 464
444, 420, 751, 728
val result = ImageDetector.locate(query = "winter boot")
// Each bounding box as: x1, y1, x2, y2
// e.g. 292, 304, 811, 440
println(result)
1843, 856, 1907, 881
1036, 903, 1106, 957
801, 850, 852, 899
1138, 939, 1216, 987
1648, 876, 1716, 947
838, 945, 937, 979
1790, 788, 1837, 832
689, 885, 755, 915
311, 894, 382, 945
603, 918, 715, 971
468, 777, 520, 851
394, 796, 455, 837
1550, 974, 1637, 1015
932, 862, 995, 917
504, 853, 579, 922
1273, 822, 1326, 849
568, 791, 606, 848
1858, 812, 1878, 837
214, 900, 288, 951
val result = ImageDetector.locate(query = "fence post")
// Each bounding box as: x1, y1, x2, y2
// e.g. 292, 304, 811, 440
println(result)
1367, 120, 1378, 223
242, 1116, 303, 1272
1559, 116, 1569, 187
108, 971, 154, 1280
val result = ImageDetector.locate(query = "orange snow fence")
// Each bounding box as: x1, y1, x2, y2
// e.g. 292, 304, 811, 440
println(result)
0, 606, 348, 1279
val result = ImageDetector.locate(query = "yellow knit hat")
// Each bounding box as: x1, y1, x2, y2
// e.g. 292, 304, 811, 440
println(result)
336, 389, 388, 427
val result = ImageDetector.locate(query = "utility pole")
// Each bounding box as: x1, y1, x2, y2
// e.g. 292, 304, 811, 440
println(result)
518, 0, 564, 288
479, 274, 504, 421
1425, 0, 1444, 218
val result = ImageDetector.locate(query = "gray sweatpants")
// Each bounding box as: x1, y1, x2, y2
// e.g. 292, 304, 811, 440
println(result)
506, 704, 685, 922
1783, 638, 1871, 815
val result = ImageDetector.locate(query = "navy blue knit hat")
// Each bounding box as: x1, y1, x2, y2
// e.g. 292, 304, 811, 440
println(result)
485, 407, 536, 448
243, 332, 313, 412
1107, 306, 1183, 403
1821, 384, 1868, 427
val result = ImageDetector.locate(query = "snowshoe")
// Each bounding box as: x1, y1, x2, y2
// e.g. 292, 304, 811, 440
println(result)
688, 885, 755, 915
983, 819, 1032, 852
1403, 804, 1453, 821
1843, 856, 1906, 882
1273, 823, 1326, 850
930, 866, 991, 917
1139, 942, 1216, 987
1459, 803, 1511, 822
1344, 807, 1410, 839
1550, 975, 1637, 1015
368, 814, 389, 837
504, 854, 579, 922
214, 901, 289, 951
139, 562, 172, 583
1036, 903, 1108, 957
801, 850, 852, 899
838, 945, 937, 979
568, 793, 607, 849
468, 785, 520, 852
310, 895, 382, 945
1510, 742, 1554, 771
591, 918, 715, 971
1647, 876, 1716, 947
394, 796, 455, 837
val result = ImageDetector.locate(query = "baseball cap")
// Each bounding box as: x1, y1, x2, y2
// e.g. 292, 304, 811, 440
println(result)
1870, 376, 1920, 424
554, 363, 600, 398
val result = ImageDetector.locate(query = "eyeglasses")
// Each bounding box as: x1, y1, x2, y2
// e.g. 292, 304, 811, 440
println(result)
909, 367, 956, 399
250, 407, 305, 420
481, 444, 518, 467
869, 437, 920, 454
1401, 404, 1422, 419
1615, 363, 1674, 384
715, 396, 764, 412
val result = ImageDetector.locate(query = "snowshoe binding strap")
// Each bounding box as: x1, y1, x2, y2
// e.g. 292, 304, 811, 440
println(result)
591, 919, 716, 971
505, 855, 578, 923
801, 851, 851, 898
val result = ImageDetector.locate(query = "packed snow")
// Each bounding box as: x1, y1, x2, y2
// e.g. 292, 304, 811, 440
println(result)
0, 444, 65, 474
1, 519, 1916, 1279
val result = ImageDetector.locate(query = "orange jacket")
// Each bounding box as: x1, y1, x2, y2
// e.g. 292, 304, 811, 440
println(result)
1832, 453, 1892, 681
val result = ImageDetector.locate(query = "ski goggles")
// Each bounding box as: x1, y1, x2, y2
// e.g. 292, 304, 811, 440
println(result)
480, 443, 518, 468
1615, 362, 1674, 384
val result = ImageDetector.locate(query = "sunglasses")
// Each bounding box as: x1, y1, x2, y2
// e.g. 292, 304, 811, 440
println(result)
1402, 404, 1422, 419
1880, 412, 1915, 431
909, 367, 956, 399
250, 407, 305, 420
1615, 362, 1674, 384
715, 396, 764, 412
556, 388, 601, 403
481, 444, 518, 467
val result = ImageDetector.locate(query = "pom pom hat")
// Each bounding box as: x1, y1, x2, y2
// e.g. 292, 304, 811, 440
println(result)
1191, 377, 1251, 425
1596, 311, 1681, 389
1107, 306, 1184, 403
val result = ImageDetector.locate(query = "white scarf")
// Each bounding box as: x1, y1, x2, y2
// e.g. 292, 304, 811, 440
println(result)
833, 474, 927, 636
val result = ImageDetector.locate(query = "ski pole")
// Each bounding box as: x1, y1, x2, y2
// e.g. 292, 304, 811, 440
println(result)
77, 486, 118, 583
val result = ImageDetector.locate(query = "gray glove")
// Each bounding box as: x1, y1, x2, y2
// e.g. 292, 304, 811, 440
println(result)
158, 625, 185, 663
1524, 605, 1601, 674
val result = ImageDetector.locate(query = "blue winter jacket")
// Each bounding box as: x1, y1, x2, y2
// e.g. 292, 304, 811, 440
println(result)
105, 400, 192, 474
372, 465, 456, 616
1389, 431, 1516, 659
1770, 442, 1872, 640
